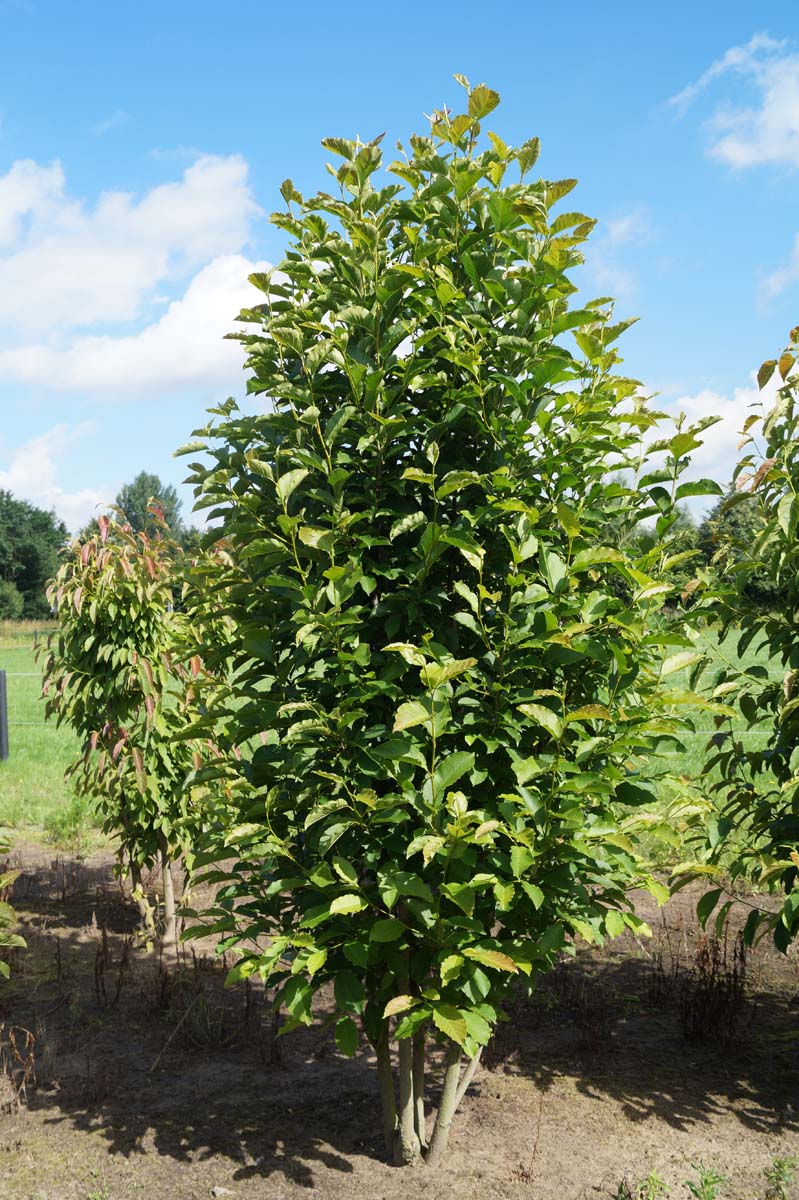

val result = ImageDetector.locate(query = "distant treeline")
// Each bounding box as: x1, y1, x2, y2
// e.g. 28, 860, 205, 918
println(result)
0, 472, 202, 619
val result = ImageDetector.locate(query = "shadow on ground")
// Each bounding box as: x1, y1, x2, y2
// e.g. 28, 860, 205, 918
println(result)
3, 853, 799, 1197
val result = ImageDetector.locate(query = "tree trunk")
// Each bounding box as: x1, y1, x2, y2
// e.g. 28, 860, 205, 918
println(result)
426, 1040, 462, 1169
453, 1047, 482, 1113
412, 1028, 427, 1148
395, 1034, 421, 1165
129, 857, 155, 941
375, 1025, 398, 1159
157, 834, 177, 967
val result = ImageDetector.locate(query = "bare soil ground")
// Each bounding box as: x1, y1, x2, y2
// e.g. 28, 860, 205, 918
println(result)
1, 845, 798, 1200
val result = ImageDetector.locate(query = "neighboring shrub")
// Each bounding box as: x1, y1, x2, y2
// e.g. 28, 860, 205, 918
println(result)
0, 580, 24, 620
691, 328, 799, 950
41, 510, 198, 958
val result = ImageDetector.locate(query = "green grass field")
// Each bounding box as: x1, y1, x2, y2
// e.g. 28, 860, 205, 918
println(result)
0, 629, 85, 840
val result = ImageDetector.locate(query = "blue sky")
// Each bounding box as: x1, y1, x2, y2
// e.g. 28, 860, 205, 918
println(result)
1, 0, 797, 529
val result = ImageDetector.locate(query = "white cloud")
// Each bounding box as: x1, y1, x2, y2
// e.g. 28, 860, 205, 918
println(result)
605, 207, 652, 247
94, 109, 130, 136
0, 153, 262, 334
0, 253, 269, 394
670, 34, 799, 168
659, 369, 781, 497
762, 231, 799, 299
0, 159, 65, 248
0, 423, 112, 531
585, 206, 653, 301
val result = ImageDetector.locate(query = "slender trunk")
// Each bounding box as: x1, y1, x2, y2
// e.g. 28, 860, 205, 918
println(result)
129, 858, 155, 941
395, 1034, 421, 1165
453, 1047, 483, 1114
158, 835, 177, 967
426, 1040, 462, 1169
412, 1028, 427, 1148
375, 1025, 398, 1159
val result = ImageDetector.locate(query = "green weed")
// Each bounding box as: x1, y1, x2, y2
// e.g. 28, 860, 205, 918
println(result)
684, 1161, 727, 1199
764, 1155, 798, 1200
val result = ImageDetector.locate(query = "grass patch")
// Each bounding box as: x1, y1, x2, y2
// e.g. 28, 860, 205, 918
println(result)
0, 632, 96, 843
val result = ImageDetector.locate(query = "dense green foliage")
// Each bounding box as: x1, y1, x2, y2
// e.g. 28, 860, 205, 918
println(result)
688, 329, 799, 950
180, 79, 722, 1164
0, 579, 24, 619
0, 490, 67, 618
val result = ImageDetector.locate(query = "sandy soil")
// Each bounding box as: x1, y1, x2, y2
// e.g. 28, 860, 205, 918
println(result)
1, 845, 798, 1200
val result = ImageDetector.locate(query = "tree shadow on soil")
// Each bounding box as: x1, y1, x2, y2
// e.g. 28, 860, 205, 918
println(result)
7, 868, 799, 1187
6, 919, 389, 1187
495, 953, 799, 1137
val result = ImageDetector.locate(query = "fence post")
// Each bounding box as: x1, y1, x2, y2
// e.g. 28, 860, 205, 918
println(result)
0, 670, 8, 762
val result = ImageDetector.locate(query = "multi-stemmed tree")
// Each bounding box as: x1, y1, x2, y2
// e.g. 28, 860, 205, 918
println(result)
181, 78, 720, 1165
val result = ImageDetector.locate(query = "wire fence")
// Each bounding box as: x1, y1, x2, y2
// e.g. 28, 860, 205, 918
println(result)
1, 670, 49, 730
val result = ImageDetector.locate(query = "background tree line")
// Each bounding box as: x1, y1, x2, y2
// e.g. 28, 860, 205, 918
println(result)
0, 471, 201, 619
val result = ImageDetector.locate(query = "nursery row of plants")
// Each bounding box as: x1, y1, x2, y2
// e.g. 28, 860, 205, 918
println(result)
5, 79, 799, 1168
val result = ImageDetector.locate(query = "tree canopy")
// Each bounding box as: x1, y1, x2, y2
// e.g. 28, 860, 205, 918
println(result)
180, 78, 719, 1166
115, 472, 185, 537
0, 490, 68, 618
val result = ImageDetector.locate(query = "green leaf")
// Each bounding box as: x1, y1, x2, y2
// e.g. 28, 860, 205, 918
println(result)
521, 881, 544, 908
420, 657, 477, 688
383, 994, 416, 1018
440, 954, 464, 985
335, 1015, 359, 1056
383, 642, 427, 667
661, 651, 702, 677
370, 918, 405, 942
604, 909, 625, 938
390, 511, 426, 541
462, 1009, 492, 1045
697, 888, 723, 930
298, 526, 333, 551
277, 468, 308, 504
334, 970, 366, 1014
330, 893, 366, 915
430, 751, 474, 796
777, 494, 797, 538
675, 479, 723, 501
556, 502, 580, 537
511, 846, 535, 877
757, 359, 777, 389
225, 957, 259, 986
567, 705, 610, 723
541, 548, 568, 591
321, 136, 355, 160
645, 878, 670, 906
332, 857, 359, 885
468, 84, 500, 119
519, 703, 563, 740
393, 700, 430, 732
462, 946, 518, 974
432, 1004, 468, 1046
